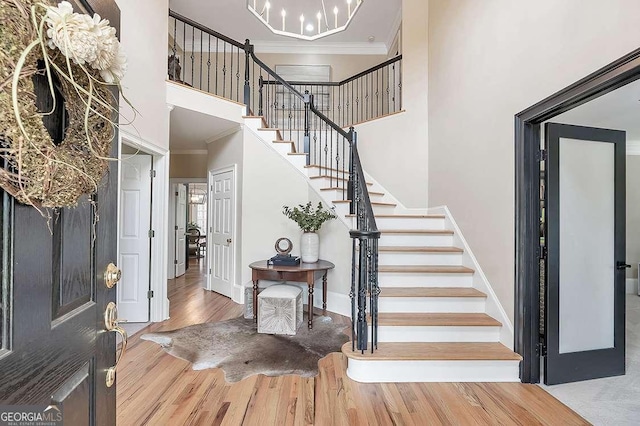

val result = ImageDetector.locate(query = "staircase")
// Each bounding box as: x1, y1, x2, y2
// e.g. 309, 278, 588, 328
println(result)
243, 114, 521, 383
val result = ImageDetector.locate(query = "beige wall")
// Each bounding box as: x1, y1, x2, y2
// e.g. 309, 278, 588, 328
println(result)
428, 0, 640, 322
116, 0, 169, 150
628, 156, 640, 279
169, 153, 208, 178
356, 0, 429, 208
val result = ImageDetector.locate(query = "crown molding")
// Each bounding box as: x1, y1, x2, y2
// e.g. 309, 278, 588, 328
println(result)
627, 140, 640, 155
205, 124, 243, 144
252, 40, 388, 56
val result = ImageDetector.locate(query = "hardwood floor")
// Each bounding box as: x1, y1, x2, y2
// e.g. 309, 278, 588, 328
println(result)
117, 260, 587, 425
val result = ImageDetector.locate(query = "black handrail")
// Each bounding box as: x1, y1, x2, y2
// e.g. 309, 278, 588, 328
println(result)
169, 10, 245, 50
262, 55, 403, 87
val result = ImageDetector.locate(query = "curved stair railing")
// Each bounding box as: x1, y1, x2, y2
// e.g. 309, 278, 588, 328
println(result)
169, 10, 382, 353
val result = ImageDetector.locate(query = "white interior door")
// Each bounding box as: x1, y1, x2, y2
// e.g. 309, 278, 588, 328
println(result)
175, 184, 187, 277
209, 169, 234, 297
118, 154, 152, 322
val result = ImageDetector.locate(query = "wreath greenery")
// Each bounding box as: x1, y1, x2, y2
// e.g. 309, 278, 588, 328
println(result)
0, 0, 121, 208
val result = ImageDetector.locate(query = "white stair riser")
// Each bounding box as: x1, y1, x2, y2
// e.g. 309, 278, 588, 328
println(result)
286, 155, 308, 170
310, 176, 372, 190
321, 189, 385, 202
243, 117, 263, 131
378, 272, 473, 287
257, 130, 279, 142
379, 234, 454, 246
375, 217, 446, 230
272, 142, 294, 155
374, 325, 500, 343
334, 203, 396, 217
378, 297, 486, 313
378, 252, 463, 266
306, 168, 349, 179
346, 359, 520, 383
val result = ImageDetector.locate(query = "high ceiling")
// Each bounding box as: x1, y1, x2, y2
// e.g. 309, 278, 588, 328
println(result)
169, 0, 402, 52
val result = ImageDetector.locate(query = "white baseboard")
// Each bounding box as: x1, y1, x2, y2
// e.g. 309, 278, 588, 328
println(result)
626, 278, 638, 295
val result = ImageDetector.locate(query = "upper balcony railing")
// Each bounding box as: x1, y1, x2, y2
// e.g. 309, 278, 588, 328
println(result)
169, 10, 381, 354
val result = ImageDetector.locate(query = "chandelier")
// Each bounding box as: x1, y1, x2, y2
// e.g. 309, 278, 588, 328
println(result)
247, 0, 364, 41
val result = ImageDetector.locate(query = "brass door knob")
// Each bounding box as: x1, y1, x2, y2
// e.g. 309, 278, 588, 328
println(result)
104, 263, 122, 289
104, 302, 128, 387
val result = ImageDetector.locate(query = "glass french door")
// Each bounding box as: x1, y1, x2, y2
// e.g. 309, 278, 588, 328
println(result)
544, 122, 626, 385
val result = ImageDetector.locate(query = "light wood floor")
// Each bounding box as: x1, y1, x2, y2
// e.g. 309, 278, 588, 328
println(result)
117, 259, 587, 425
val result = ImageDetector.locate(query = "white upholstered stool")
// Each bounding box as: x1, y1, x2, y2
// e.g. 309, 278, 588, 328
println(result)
257, 284, 303, 335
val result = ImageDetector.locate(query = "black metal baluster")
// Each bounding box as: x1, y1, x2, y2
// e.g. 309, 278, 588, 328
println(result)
229, 44, 233, 100
258, 75, 264, 116
207, 35, 211, 92
190, 27, 194, 86
215, 38, 219, 95
236, 46, 241, 102
182, 22, 186, 84
222, 42, 227, 98
199, 29, 203, 89
392, 63, 396, 112
398, 60, 403, 111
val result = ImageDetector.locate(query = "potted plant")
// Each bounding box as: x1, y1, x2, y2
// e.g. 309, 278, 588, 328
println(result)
283, 202, 337, 263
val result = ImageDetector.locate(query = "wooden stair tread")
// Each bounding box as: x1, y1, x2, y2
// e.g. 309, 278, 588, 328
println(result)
287, 152, 308, 156
378, 229, 454, 235
305, 165, 348, 173
379, 265, 474, 274
375, 312, 501, 327
310, 175, 373, 185
272, 140, 297, 153
341, 342, 521, 361
322, 187, 384, 196
243, 115, 269, 128
347, 214, 446, 219
379, 287, 486, 298
378, 246, 463, 253
333, 200, 396, 207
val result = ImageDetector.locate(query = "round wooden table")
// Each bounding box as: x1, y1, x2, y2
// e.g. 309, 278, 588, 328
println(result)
249, 260, 335, 329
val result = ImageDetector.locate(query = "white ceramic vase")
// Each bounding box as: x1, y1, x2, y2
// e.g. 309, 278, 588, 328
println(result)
300, 232, 319, 263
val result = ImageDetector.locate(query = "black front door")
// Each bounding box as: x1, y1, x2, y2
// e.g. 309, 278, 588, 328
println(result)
0, 1, 121, 423
544, 122, 626, 385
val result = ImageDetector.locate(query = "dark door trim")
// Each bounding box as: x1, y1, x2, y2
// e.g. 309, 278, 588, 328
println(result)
515, 47, 640, 383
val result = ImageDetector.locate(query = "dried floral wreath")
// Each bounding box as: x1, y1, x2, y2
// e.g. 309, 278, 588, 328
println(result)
0, 0, 127, 208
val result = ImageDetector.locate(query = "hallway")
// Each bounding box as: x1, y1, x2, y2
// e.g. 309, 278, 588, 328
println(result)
116, 260, 587, 425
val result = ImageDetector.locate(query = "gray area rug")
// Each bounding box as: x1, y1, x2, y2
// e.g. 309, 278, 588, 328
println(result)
141, 315, 349, 383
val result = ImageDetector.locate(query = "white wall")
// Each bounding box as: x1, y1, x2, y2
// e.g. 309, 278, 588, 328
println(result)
116, 0, 170, 151
353, 0, 429, 209
428, 0, 640, 322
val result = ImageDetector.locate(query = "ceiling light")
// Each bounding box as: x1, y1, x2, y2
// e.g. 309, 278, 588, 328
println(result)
247, 0, 364, 41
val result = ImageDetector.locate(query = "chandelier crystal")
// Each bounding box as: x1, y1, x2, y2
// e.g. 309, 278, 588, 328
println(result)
247, 0, 364, 41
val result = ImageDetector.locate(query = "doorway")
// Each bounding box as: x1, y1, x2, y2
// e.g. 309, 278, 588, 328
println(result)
515, 47, 640, 424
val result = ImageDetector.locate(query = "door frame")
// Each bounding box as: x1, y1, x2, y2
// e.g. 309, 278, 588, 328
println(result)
168, 178, 207, 279
208, 165, 239, 300
515, 47, 640, 383
120, 131, 169, 323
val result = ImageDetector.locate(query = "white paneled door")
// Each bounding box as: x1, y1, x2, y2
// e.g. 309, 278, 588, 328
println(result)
175, 184, 187, 278
209, 169, 235, 298
118, 154, 152, 322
